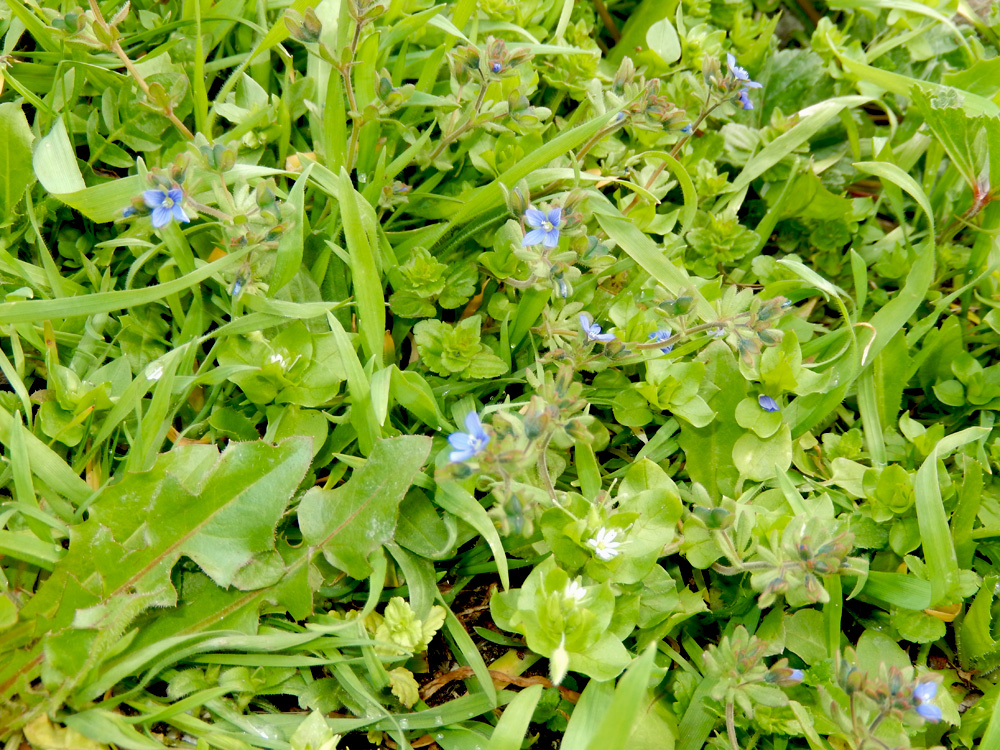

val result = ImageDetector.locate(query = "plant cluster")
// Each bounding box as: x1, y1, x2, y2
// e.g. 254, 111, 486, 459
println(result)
1, 0, 1000, 748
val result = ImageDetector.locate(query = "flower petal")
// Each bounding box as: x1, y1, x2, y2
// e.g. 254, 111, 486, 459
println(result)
916, 703, 942, 723
758, 395, 779, 412
523, 227, 546, 246
143, 189, 165, 209
542, 228, 560, 248
171, 204, 191, 223
547, 207, 562, 226
167, 187, 185, 203
151, 206, 172, 228
524, 208, 546, 226
914, 682, 937, 702
448, 433, 472, 450
464, 411, 483, 435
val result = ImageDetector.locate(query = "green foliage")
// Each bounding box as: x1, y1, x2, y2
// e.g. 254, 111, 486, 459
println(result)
2, 0, 1000, 746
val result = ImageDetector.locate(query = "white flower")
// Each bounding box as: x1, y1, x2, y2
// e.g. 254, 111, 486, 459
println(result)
586, 527, 622, 561
267, 352, 287, 366
563, 579, 587, 603
145, 362, 164, 381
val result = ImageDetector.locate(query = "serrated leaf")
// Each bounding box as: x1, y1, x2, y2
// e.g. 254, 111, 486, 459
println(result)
299, 436, 432, 579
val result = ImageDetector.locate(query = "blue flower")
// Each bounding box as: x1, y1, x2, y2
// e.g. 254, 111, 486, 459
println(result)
580, 313, 616, 343
737, 90, 753, 110
788, 668, 804, 683
448, 412, 490, 463
681, 124, 692, 134
491, 61, 502, 74
726, 53, 763, 89
649, 329, 674, 354
758, 395, 779, 412
914, 681, 941, 723
143, 187, 190, 229
122, 206, 138, 218
523, 207, 562, 247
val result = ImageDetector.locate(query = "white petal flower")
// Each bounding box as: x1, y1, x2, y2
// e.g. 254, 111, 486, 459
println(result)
586, 527, 622, 561
563, 579, 587, 603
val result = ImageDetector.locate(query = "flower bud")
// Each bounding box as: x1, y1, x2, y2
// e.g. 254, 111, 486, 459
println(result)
549, 636, 570, 686
285, 7, 322, 43
612, 57, 636, 95
501, 179, 531, 218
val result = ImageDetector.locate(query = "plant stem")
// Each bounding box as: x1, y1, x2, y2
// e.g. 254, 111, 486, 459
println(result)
622, 93, 721, 216
726, 701, 739, 750
427, 80, 490, 163
342, 17, 365, 170
88, 0, 194, 140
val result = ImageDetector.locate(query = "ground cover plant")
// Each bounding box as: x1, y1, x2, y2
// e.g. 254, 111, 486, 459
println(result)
1, 0, 1000, 747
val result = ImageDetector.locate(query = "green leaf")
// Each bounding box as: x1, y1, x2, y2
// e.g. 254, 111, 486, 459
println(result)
677, 345, 746, 497
436, 480, 510, 590
784, 609, 827, 664
915, 427, 989, 605
299, 436, 432, 579
733, 424, 793, 482
271, 164, 312, 293
0, 103, 34, 215
339, 167, 385, 368
645, 18, 680, 64
486, 684, 543, 750
33, 118, 86, 195
6, 439, 312, 707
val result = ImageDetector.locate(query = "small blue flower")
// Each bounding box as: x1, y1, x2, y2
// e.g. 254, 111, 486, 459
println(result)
788, 668, 804, 683
914, 682, 937, 703
726, 53, 763, 89
649, 329, 674, 354
916, 703, 942, 722
523, 207, 562, 248
737, 90, 753, 110
914, 681, 941, 722
491, 61, 502, 74
681, 124, 692, 134
143, 187, 190, 229
122, 206, 138, 218
448, 412, 490, 463
580, 314, 616, 343
758, 394, 779, 412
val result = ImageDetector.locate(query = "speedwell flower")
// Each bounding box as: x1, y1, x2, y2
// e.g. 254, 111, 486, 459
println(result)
143, 187, 190, 229
914, 681, 942, 723
586, 527, 622, 561
649, 329, 674, 354
523, 207, 562, 247
448, 411, 490, 463
758, 394, 779, 412
580, 314, 616, 343
726, 53, 762, 89
736, 89, 754, 110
